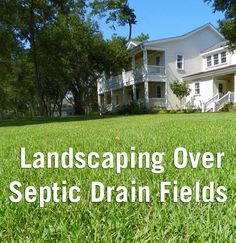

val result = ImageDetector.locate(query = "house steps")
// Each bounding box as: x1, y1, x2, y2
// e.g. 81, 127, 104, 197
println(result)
202, 91, 235, 112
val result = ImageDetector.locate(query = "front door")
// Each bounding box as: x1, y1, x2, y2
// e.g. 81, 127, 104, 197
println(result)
218, 83, 224, 97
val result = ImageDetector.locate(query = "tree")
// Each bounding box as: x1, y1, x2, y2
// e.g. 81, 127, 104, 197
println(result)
170, 80, 190, 107
90, 0, 137, 41
205, 0, 236, 48
132, 33, 149, 42
0, 0, 136, 117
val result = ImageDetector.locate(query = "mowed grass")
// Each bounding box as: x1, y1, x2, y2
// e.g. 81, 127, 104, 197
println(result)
0, 113, 235, 242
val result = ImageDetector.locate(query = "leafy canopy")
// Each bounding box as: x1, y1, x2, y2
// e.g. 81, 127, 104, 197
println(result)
205, 0, 236, 48
170, 80, 190, 103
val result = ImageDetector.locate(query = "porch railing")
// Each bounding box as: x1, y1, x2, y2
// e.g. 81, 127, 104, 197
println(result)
202, 91, 235, 112
149, 98, 167, 107
202, 93, 219, 112
102, 65, 166, 91
147, 65, 165, 75
215, 91, 235, 111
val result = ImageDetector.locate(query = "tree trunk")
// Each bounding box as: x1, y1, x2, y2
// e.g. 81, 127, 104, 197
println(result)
29, 1, 46, 116
72, 86, 85, 115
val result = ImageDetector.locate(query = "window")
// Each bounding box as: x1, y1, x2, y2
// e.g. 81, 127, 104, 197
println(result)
176, 54, 184, 70
221, 51, 226, 63
214, 54, 219, 65
157, 86, 162, 98
207, 56, 212, 67
136, 89, 140, 100
195, 82, 200, 95
116, 95, 119, 105
156, 56, 161, 66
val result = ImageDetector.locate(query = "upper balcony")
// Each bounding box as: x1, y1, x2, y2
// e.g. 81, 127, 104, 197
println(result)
98, 48, 167, 94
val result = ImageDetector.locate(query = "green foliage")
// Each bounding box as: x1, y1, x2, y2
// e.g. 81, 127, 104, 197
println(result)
0, 0, 135, 117
205, 0, 236, 48
114, 101, 146, 114
90, 0, 137, 41
132, 33, 150, 42
170, 80, 190, 105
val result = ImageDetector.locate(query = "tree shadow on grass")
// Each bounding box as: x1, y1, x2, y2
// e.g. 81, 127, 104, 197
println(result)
0, 115, 121, 127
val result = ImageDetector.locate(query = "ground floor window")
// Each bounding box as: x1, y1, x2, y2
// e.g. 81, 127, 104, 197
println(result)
116, 95, 119, 105
195, 82, 200, 95
136, 88, 140, 100
157, 86, 162, 98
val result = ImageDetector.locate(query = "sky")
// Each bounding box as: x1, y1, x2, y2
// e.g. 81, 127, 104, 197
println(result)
99, 0, 225, 41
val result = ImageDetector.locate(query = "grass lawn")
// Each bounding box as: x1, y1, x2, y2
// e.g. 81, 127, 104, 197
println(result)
0, 113, 235, 241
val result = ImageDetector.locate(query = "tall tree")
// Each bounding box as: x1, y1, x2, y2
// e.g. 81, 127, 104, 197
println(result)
205, 0, 236, 48
0, 0, 136, 117
90, 0, 137, 41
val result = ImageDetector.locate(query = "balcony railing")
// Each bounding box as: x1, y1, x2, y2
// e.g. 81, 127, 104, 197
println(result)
100, 65, 166, 92
147, 65, 165, 75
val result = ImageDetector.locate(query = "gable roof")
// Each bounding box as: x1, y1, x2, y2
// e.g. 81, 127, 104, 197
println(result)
127, 41, 142, 50
128, 23, 224, 50
200, 40, 228, 54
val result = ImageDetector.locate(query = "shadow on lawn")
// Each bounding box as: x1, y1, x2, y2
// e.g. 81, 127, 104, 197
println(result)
0, 115, 120, 127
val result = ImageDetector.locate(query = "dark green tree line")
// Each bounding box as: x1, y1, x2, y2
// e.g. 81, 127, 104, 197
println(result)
0, 0, 135, 117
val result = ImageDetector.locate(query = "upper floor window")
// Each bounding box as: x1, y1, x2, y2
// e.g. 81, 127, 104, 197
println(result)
205, 51, 227, 68
195, 82, 200, 95
214, 54, 219, 65
207, 56, 212, 67
176, 54, 184, 70
156, 56, 161, 66
221, 51, 227, 63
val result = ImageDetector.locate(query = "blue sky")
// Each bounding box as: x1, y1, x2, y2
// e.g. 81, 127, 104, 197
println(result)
99, 0, 225, 40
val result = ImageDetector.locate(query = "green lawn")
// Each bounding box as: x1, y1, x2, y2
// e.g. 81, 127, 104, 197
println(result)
0, 113, 235, 242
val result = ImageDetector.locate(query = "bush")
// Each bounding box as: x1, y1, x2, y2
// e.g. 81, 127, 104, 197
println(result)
115, 101, 147, 115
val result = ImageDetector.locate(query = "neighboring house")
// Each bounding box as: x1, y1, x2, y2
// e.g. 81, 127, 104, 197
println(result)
97, 23, 236, 112
53, 99, 74, 117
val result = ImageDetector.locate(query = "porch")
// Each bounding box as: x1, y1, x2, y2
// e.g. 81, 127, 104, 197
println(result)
183, 65, 236, 112
97, 47, 167, 94
98, 81, 167, 112
202, 72, 236, 112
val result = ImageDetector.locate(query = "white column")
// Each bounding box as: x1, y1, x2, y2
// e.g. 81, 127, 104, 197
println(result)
111, 90, 115, 111
234, 73, 236, 103
104, 93, 107, 105
97, 94, 101, 114
164, 81, 168, 107
143, 48, 149, 107
144, 82, 149, 108
122, 88, 127, 105
143, 48, 148, 75
97, 94, 101, 107
133, 84, 136, 101
122, 69, 126, 82
132, 55, 135, 70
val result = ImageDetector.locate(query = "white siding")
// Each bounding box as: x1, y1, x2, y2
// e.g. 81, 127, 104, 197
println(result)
187, 79, 214, 108
147, 26, 224, 108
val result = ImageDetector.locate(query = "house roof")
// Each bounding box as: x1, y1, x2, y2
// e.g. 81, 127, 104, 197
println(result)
183, 64, 236, 81
139, 23, 224, 47
200, 40, 228, 54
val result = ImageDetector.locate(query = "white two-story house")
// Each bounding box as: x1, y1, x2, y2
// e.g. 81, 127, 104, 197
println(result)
97, 23, 236, 112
